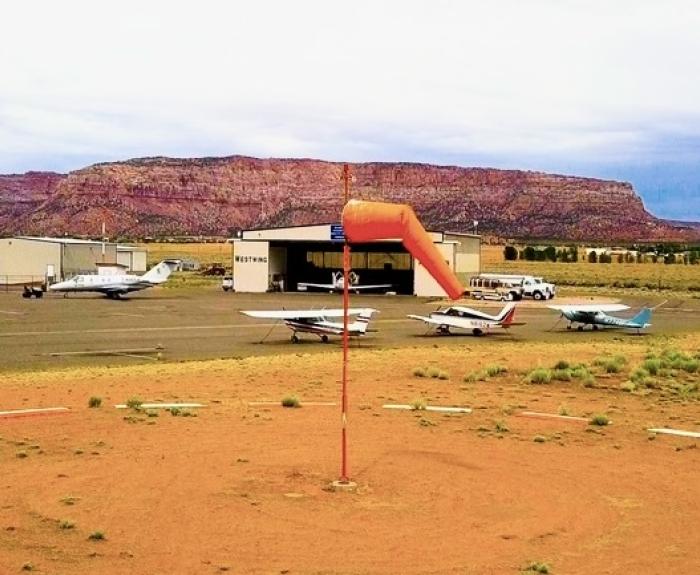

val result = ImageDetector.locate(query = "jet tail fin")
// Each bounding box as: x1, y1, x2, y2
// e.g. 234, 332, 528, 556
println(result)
141, 260, 178, 284
630, 307, 652, 327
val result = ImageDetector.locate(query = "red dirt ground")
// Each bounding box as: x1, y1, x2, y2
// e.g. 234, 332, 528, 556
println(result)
1, 337, 699, 574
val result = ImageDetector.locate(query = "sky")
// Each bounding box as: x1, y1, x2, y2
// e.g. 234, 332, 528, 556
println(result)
1, 0, 699, 220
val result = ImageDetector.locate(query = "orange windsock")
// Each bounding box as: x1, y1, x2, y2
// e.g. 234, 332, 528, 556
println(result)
342, 199, 464, 300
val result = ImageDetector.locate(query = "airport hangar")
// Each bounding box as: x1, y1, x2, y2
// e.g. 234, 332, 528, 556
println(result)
232, 223, 480, 297
0, 237, 147, 285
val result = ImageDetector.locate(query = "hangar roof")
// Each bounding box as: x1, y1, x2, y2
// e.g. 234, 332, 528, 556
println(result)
16, 236, 108, 246
236, 223, 479, 243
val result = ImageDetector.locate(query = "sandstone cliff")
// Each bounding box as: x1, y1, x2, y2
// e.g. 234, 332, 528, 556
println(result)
0, 156, 694, 241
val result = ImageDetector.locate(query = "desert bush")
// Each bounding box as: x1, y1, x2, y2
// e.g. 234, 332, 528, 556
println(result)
485, 365, 508, 377
88, 396, 102, 408
88, 531, 106, 541
553, 360, 570, 370
524, 561, 550, 574
589, 414, 610, 426
463, 371, 487, 383
570, 364, 589, 379
437, 371, 450, 380
126, 397, 143, 410
281, 395, 301, 408
58, 520, 75, 530
427, 367, 442, 379
594, 355, 627, 374
533, 435, 547, 443
643, 357, 662, 375
412, 367, 427, 378
552, 368, 572, 382
494, 420, 509, 433
410, 398, 427, 411
620, 381, 636, 392
525, 368, 552, 384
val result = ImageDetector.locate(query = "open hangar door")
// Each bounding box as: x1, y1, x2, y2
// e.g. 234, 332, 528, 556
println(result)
275, 241, 414, 294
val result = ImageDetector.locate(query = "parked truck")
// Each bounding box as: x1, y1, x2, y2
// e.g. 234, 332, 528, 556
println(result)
471, 273, 556, 300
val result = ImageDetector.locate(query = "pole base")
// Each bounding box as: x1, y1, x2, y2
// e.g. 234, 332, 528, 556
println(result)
329, 479, 357, 492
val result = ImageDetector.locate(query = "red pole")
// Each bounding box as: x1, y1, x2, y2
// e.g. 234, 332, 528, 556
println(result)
340, 164, 351, 483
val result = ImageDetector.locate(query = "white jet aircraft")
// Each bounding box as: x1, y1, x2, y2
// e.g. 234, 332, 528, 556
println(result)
48, 260, 178, 299
298, 271, 391, 294
241, 308, 378, 343
408, 302, 521, 336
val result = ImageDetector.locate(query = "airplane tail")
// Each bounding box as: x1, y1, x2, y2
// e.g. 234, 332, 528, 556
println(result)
496, 302, 517, 324
141, 260, 178, 284
350, 308, 378, 334
630, 307, 652, 328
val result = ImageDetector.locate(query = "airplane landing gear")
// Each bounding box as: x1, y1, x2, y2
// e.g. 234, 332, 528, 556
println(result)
321, 335, 329, 343
577, 325, 584, 331
291, 334, 300, 343
472, 328, 483, 336
567, 324, 572, 330
437, 325, 450, 335
592, 325, 599, 331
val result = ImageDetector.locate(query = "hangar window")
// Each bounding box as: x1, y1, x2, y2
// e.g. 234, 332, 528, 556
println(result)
368, 252, 412, 270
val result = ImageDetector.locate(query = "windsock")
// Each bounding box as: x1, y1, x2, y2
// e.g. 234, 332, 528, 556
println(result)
342, 200, 464, 300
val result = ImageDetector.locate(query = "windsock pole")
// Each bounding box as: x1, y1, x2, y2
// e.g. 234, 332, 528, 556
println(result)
340, 163, 351, 483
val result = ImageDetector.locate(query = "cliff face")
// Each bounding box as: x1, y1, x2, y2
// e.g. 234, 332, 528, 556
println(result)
0, 156, 693, 241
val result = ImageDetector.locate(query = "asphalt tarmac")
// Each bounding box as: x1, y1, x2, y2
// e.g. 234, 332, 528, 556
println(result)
0, 287, 698, 372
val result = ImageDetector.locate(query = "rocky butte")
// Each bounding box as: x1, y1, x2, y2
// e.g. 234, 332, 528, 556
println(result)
0, 156, 696, 241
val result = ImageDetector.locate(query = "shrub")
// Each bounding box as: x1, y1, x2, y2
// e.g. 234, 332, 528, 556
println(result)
485, 365, 508, 377
533, 435, 547, 443
570, 365, 589, 379
169, 407, 181, 416
126, 397, 143, 410
620, 381, 636, 392
427, 367, 441, 379
524, 562, 550, 574
463, 371, 487, 383
412, 367, 427, 378
88, 396, 102, 408
525, 368, 552, 385
281, 395, 301, 408
552, 368, 572, 382
504, 245, 519, 261
59, 520, 75, 530
642, 358, 661, 375
494, 420, 509, 433
410, 398, 427, 411
681, 359, 699, 373
590, 414, 610, 426
553, 360, 570, 370
437, 371, 449, 380
594, 355, 627, 374
88, 531, 106, 541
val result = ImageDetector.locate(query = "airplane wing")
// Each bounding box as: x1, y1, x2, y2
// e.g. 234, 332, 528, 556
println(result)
448, 306, 501, 321
547, 304, 630, 313
407, 314, 444, 325
297, 282, 334, 291
350, 284, 392, 291
241, 308, 375, 320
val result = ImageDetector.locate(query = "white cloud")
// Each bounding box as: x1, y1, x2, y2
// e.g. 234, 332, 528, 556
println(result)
1, 0, 700, 171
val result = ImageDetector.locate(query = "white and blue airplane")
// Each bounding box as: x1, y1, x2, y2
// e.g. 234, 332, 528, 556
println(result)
49, 260, 178, 299
547, 304, 652, 333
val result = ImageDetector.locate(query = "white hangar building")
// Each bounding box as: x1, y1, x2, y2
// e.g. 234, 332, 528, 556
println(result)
0, 237, 147, 285
232, 223, 480, 297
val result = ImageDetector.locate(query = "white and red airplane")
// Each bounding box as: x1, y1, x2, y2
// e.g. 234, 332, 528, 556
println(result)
240, 308, 378, 343
408, 302, 521, 336
298, 271, 391, 294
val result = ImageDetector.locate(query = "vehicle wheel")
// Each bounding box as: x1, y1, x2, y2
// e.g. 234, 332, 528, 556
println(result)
35, 291, 43, 298
472, 328, 483, 336
321, 335, 329, 343
505, 292, 514, 301
533, 291, 543, 300
291, 334, 300, 343
22, 292, 31, 299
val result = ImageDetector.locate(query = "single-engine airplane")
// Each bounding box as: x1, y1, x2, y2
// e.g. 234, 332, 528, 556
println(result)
547, 304, 652, 333
48, 260, 178, 299
407, 302, 521, 336
241, 307, 378, 343
298, 271, 391, 294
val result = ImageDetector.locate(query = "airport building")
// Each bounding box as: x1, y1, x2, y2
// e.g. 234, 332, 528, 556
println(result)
232, 223, 480, 297
0, 237, 147, 285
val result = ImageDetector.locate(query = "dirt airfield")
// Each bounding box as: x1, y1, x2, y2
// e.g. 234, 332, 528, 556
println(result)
1, 288, 699, 574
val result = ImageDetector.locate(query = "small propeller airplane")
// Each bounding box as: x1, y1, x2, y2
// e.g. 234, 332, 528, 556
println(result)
547, 303, 652, 333
48, 260, 178, 299
407, 302, 522, 336
240, 308, 378, 343
298, 271, 392, 294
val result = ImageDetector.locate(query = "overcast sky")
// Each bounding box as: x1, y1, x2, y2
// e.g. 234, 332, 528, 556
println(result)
2, 0, 699, 220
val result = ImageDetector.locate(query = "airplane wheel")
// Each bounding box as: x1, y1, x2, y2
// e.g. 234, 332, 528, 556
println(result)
567, 325, 572, 330
472, 328, 483, 336
291, 334, 300, 343
321, 335, 329, 343
577, 325, 584, 331
592, 325, 599, 331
